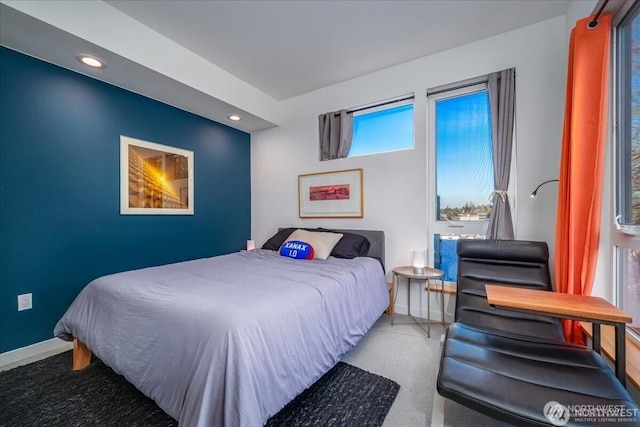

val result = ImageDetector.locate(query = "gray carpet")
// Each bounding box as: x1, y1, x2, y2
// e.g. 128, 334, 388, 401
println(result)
342, 316, 442, 426
341, 315, 512, 426
0, 350, 399, 427
443, 399, 514, 427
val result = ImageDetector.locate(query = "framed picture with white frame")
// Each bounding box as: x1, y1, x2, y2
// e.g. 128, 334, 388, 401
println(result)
120, 135, 194, 215
298, 168, 363, 218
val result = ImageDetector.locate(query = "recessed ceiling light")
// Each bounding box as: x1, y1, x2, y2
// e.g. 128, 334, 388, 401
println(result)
76, 55, 106, 69
228, 115, 241, 121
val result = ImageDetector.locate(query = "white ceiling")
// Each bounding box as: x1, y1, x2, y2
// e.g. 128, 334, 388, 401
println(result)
103, 0, 572, 101
0, 0, 572, 132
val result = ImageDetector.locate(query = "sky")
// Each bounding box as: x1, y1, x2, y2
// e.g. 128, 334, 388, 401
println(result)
351, 104, 413, 157
436, 91, 494, 208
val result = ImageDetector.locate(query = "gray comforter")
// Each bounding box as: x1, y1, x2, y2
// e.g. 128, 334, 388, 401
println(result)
54, 249, 388, 426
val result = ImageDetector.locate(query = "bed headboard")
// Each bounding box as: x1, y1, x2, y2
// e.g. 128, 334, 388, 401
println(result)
335, 229, 385, 267
277, 228, 385, 267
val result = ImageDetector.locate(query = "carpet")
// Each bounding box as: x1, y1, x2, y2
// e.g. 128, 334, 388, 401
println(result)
443, 399, 514, 427
0, 351, 399, 427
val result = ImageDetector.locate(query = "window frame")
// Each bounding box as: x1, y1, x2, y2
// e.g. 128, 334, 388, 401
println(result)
427, 78, 517, 272
427, 81, 516, 270
613, 1, 640, 342
616, 3, 637, 227
427, 84, 510, 226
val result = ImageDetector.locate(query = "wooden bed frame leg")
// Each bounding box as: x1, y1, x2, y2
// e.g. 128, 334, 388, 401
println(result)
73, 338, 92, 371
386, 282, 394, 317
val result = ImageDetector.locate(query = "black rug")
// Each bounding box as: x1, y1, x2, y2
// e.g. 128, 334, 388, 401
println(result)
265, 361, 399, 427
0, 351, 399, 427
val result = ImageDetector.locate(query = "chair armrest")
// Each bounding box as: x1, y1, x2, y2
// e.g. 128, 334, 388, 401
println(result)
485, 284, 631, 324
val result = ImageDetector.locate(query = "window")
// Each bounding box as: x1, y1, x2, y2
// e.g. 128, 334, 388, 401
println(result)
349, 100, 414, 157
428, 83, 495, 282
434, 90, 494, 222
615, 3, 640, 337
618, 4, 640, 227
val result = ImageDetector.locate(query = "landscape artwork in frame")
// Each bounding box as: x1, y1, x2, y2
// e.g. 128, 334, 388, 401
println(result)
120, 136, 194, 215
298, 169, 363, 218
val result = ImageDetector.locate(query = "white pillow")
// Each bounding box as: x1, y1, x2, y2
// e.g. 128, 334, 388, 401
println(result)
283, 229, 343, 260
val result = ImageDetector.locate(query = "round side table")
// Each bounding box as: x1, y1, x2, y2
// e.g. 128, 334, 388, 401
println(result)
392, 266, 445, 338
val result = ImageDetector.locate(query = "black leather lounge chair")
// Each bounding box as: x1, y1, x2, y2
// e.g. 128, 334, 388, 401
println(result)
437, 239, 639, 426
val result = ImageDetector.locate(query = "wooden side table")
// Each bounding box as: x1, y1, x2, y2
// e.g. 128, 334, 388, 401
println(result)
392, 266, 445, 337
486, 284, 633, 386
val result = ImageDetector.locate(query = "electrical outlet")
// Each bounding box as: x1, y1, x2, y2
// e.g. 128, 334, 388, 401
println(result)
17, 293, 32, 311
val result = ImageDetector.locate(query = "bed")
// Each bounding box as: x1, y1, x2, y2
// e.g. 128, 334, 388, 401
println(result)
54, 229, 388, 426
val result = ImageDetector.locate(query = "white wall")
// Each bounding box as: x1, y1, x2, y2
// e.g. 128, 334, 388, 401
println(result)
251, 16, 568, 318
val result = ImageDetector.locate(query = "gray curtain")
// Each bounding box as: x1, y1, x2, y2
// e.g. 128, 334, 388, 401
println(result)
319, 110, 353, 160
486, 68, 516, 240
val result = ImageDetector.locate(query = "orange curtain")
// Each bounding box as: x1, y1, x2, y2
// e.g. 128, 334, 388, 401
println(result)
555, 14, 611, 345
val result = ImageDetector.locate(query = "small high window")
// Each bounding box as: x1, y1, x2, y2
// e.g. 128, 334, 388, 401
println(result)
349, 100, 414, 157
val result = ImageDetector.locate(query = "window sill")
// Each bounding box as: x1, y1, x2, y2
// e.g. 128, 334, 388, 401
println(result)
581, 322, 640, 389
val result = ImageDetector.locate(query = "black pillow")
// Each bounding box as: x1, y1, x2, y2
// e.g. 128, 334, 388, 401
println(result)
318, 229, 370, 259
261, 228, 297, 251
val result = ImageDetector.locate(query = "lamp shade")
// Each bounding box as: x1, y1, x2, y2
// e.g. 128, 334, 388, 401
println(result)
412, 250, 426, 274
246, 240, 256, 251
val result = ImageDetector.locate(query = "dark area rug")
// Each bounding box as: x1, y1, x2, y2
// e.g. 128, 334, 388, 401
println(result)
0, 351, 399, 427
265, 361, 400, 427
0, 351, 176, 427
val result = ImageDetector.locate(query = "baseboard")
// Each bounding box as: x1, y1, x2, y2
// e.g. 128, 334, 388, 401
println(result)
393, 303, 455, 323
431, 339, 446, 427
393, 290, 456, 323
431, 385, 446, 427
0, 338, 73, 371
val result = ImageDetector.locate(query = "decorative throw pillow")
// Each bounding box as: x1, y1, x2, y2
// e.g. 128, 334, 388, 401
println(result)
261, 227, 319, 251
279, 240, 315, 260
283, 229, 343, 260
320, 230, 371, 259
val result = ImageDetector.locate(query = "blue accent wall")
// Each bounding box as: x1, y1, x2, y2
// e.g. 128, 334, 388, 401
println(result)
0, 47, 251, 353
